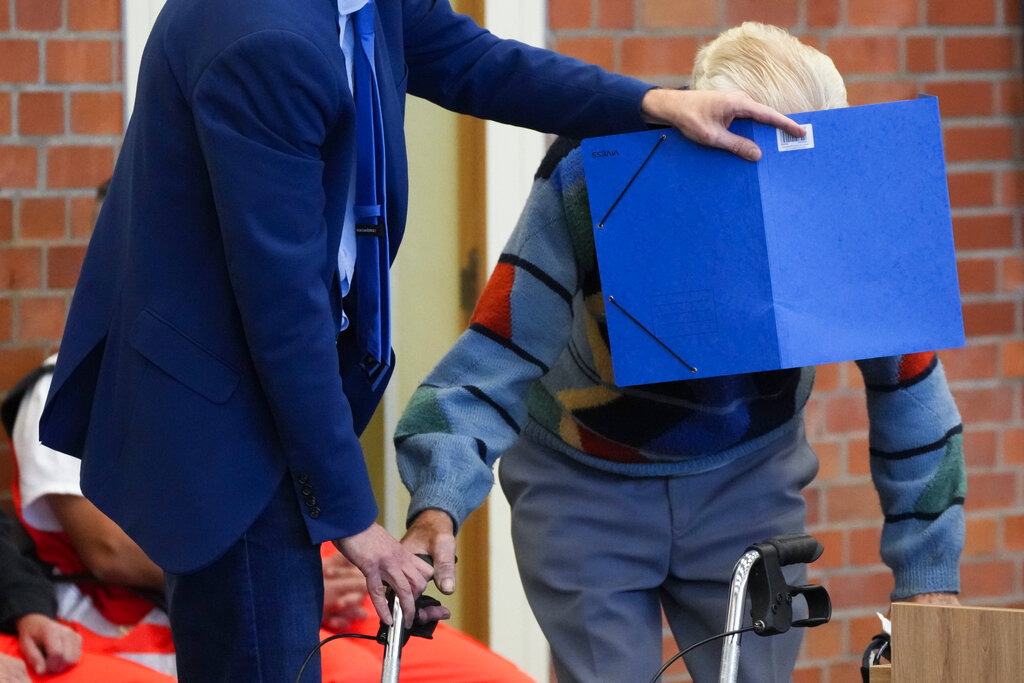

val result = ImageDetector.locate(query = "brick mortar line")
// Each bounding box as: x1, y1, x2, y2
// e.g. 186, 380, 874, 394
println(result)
915, 70, 1024, 80
946, 159, 1021, 171
0, 91, 124, 103
549, 27, 1024, 39
948, 378, 1024, 392
0, 86, 123, 93
953, 250, 1024, 259
951, 205, 1024, 216
840, 71, 1023, 81
27, 136, 122, 144
0, 145, 104, 163
941, 115, 1024, 126
0, 189, 98, 197
0, 31, 122, 39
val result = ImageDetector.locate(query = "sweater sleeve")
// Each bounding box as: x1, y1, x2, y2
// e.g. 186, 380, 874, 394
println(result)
395, 157, 582, 529
857, 352, 965, 600
0, 510, 56, 633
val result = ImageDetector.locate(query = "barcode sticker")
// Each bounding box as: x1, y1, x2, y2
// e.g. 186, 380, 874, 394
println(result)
777, 123, 814, 152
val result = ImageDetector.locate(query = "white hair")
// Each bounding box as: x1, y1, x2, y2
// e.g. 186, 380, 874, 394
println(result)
692, 22, 848, 113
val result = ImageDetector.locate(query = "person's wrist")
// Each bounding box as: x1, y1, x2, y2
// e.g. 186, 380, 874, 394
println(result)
640, 87, 672, 125
14, 613, 47, 634
410, 508, 455, 533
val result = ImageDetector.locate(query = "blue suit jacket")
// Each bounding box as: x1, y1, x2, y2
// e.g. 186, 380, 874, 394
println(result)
40, 0, 651, 573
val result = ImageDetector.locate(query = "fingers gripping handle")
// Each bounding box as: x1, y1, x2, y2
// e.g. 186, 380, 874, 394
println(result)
377, 554, 442, 651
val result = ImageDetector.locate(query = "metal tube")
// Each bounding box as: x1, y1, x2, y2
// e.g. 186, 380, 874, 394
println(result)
380, 600, 404, 683
718, 550, 761, 683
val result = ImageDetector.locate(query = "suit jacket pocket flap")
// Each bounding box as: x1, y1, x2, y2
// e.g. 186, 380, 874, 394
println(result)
129, 309, 239, 404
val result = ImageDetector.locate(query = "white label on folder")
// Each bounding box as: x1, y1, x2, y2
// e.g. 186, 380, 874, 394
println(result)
777, 123, 814, 151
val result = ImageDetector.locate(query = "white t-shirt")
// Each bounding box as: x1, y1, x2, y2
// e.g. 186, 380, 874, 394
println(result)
11, 355, 82, 533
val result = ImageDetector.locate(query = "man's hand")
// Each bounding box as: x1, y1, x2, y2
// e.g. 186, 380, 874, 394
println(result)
15, 613, 81, 675
401, 509, 457, 596
0, 654, 30, 683
640, 88, 806, 162
885, 591, 961, 621
333, 523, 433, 629
901, 592, 961, 607
321, 552, 369, 632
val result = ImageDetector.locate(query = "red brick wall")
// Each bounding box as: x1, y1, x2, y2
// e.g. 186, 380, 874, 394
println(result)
550, 2, 1023, 682
0, 1, 1020, 679
0, 0, 122, 502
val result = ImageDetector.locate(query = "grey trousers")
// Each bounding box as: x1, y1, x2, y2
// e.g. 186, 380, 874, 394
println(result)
498, 425, 819, 683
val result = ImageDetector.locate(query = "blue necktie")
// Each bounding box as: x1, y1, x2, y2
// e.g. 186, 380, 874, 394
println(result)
351, 0, 390, 389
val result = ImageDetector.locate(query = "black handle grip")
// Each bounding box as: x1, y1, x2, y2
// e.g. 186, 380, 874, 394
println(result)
765, 533, 824, 566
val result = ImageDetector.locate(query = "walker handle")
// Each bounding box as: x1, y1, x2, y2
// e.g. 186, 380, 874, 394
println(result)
760, 533, 823, 567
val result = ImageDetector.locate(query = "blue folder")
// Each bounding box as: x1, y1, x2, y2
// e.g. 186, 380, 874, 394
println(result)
581, 95, 964, 386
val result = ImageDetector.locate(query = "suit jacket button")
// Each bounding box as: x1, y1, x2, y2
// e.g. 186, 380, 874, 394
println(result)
301, 486, 313, 497
310, 507, 321, 519
298, 474, 310, 485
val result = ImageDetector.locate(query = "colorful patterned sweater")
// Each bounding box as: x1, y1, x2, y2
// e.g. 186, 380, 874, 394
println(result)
396, 138, 965, 600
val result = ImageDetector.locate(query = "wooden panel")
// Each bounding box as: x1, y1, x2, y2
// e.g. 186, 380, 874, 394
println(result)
891, 603, 1024, 682
451, 0, 490, 647
870, 664, 891, 683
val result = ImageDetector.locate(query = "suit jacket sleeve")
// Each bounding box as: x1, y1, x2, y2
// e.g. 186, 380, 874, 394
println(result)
190, 30, 377, 543
401, 0, 652, 139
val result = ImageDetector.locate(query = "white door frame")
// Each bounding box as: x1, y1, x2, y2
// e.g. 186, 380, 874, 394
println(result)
123, 1, 166, 125
482, 3, 551, 682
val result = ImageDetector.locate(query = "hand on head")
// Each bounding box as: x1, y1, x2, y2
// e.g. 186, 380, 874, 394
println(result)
640, 88, 805, 162
642, 22, 854, 161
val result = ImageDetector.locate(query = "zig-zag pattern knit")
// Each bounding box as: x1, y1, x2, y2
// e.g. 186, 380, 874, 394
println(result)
396, 139, 965, 600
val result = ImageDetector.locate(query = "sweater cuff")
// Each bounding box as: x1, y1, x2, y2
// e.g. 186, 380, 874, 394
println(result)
406, 476, 491, 534
891, 558, 960, 601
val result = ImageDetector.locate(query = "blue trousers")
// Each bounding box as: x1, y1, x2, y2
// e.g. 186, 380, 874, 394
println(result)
499, 424, 818, 683
164, 475, 325, 682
